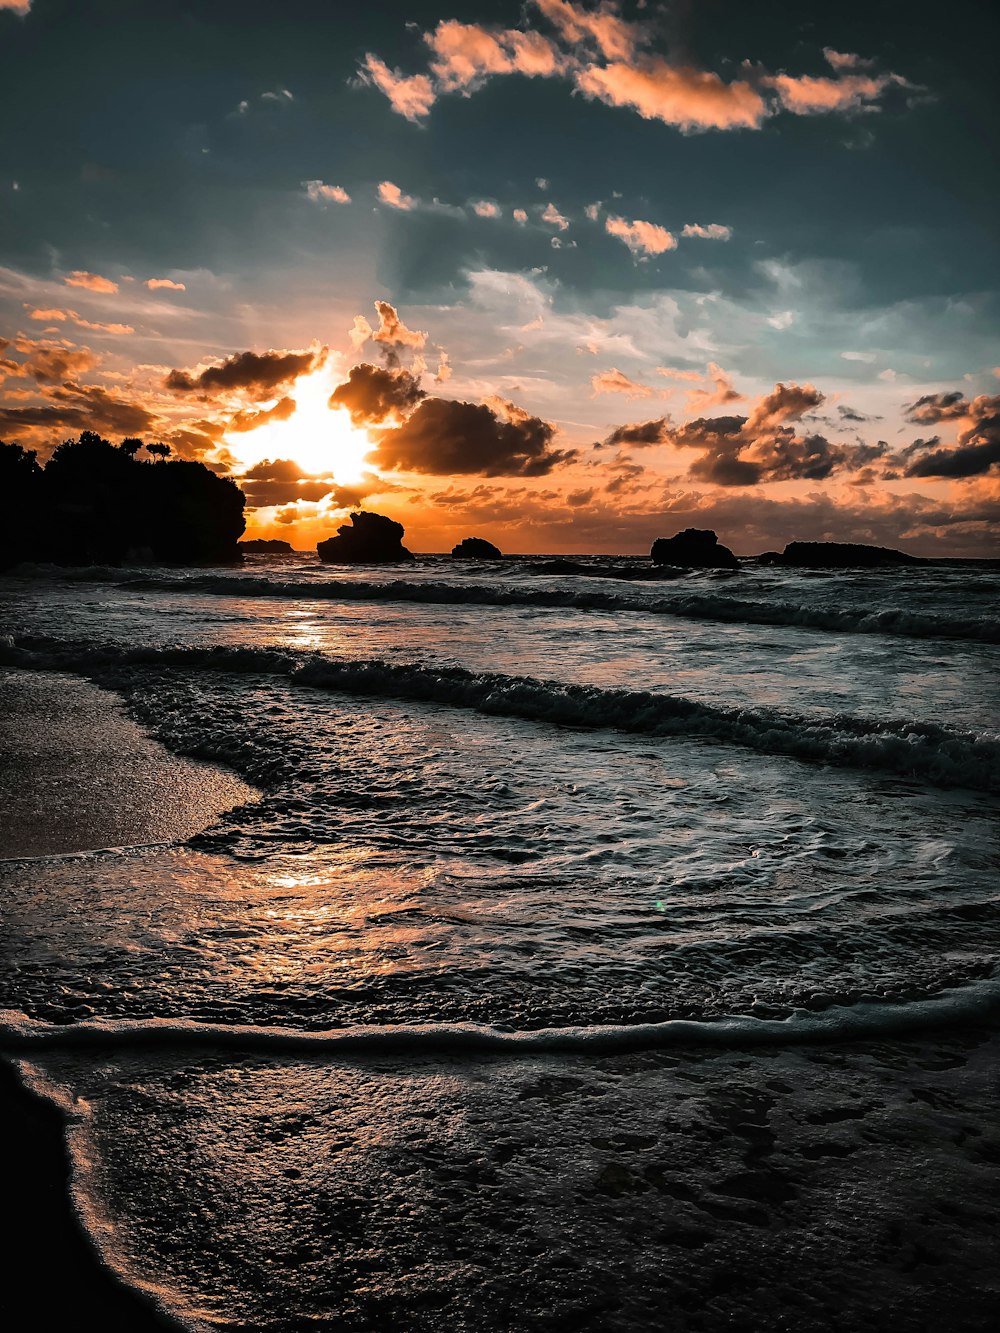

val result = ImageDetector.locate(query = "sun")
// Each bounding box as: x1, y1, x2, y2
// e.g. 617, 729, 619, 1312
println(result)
222, 367, 375, 484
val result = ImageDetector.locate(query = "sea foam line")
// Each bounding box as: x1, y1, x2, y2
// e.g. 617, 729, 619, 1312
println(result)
3, 978, 1000, 1055
3, 635, 999, 791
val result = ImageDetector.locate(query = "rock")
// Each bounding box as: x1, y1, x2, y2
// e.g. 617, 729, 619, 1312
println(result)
239, 539, 293, 553
767, 541, 920, 568
317, 511, 414, 564
452, 537, 503, 559
650, 528, 739, 569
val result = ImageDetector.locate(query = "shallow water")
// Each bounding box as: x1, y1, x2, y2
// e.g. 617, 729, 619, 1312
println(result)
1, 554, 998, 1329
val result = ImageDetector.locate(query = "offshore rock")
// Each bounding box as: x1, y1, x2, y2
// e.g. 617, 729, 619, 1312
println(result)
452, 537, 503, 559
763, 541, 921, 568
317, 511, 414, 564
239, 539, 293, 553
650, 529, 739, 569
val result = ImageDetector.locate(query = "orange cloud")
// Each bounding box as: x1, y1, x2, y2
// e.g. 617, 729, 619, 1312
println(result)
27, 306, 132, 334
512, 208, 528, 224
591, 368, 656, 398
146, 278, 187, 290
64, 270, 119, 294
378, 180, 418, 210
534, 0, 638, 62
766, 72, 899, 116
360, 55, 436, 121
576, 59, 768, 132
303, 181, 351, 205
605, 214, 676, 257
541, 202, 569, 231
681, 222, 732, 240
471, 199, 502, 218
685, 363, 744, 414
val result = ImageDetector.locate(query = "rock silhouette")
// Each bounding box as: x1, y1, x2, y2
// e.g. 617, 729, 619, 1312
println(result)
650, 528, 739, 569
317, 511, 415, 563
0, 432, 245, 568
452, 537, 503, 559
761, 541, 921, 568
240, 539, 293, 553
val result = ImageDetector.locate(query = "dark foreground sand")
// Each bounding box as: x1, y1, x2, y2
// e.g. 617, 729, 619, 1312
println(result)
1, 669, 998, 1331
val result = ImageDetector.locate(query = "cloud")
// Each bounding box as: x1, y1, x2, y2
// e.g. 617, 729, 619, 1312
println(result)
823, 49, 876, 73
329, 363, 425, 425
227, 396, 297, 433
904, 390, 973, 424
359, 54, 436, 121
303, 181, 351, 205
378, 180, 418, 211
0, 381, 157, 443
681, 222, 732, 241
650, 381, 876, 486
371, 395, 573, 476
900, 393, 1000, 478
18, 343, 100, 383
541, 202, 570, 231
358, 6, 910, 135
0, 2, 32, 14
471, 199, 502, 218
744, 381, 824, 433
349, 301, 428, 366
534, 0, 639, 62
164, 348, 320, 397
576, 60, 768, 132
684, 362, 743, 413
591, 368, 656, 397
765, 71, 904, 117
26, 307, 134, 335
605, 214, 676, 257
600, 416, 670, 448
512, 208, 528, 224
146, 278, 187, 291
64, 270, 119, 294
237, 457, 343, 508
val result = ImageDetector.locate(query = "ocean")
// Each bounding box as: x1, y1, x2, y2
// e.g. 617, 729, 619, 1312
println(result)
1, 553, 999, 1331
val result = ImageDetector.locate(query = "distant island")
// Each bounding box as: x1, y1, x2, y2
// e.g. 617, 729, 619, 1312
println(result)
758, 541, 921, 568
0, 433, 245, 569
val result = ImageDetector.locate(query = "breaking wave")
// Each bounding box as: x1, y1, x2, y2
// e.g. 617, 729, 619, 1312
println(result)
3, 634, 999, 791
3, 974, 999, 1053
12, 567, 1000, 643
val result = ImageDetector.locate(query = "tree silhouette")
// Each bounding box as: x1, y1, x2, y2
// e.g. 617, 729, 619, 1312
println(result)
146, 442, 171, 460
119, 437, 144, 457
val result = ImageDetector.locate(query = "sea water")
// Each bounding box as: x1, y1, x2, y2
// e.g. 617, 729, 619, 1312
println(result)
1, 554, 998, 1330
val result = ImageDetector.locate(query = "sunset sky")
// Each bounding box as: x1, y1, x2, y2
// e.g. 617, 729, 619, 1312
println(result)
1, 0, 998, 554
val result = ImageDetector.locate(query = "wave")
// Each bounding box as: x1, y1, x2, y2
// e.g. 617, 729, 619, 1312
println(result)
3, 976, 999, 1054
4, 635, 999, 791
13, 567, 1000, 643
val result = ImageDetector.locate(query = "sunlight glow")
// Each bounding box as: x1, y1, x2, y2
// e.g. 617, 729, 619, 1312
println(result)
223, 367, 375, 483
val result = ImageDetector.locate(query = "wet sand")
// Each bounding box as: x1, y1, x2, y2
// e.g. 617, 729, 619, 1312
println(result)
0, 668, 255, 1329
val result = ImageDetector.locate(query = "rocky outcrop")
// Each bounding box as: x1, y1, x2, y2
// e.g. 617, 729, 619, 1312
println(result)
761, 541, 921, 568
650, 529, 739, 569
452, 537, 503, 560
317, 511, 415, 564
239, 539, 293, 554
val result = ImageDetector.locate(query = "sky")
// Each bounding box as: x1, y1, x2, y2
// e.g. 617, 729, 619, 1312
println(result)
1, 0, 998, 555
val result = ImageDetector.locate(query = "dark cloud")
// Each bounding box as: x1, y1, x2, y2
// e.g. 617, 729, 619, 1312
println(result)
600, 416, 669, 448
236, 457, 363, 508
329, 363, 425, 426
0, 381, 156, 443
371, 396, 574, 476
227, 396, 296, 433
904, 390, 970, 424
905, 415, 1000, 478
165, 349, 320, 397
650, 383, 886, 486
15, 343, 100, 384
